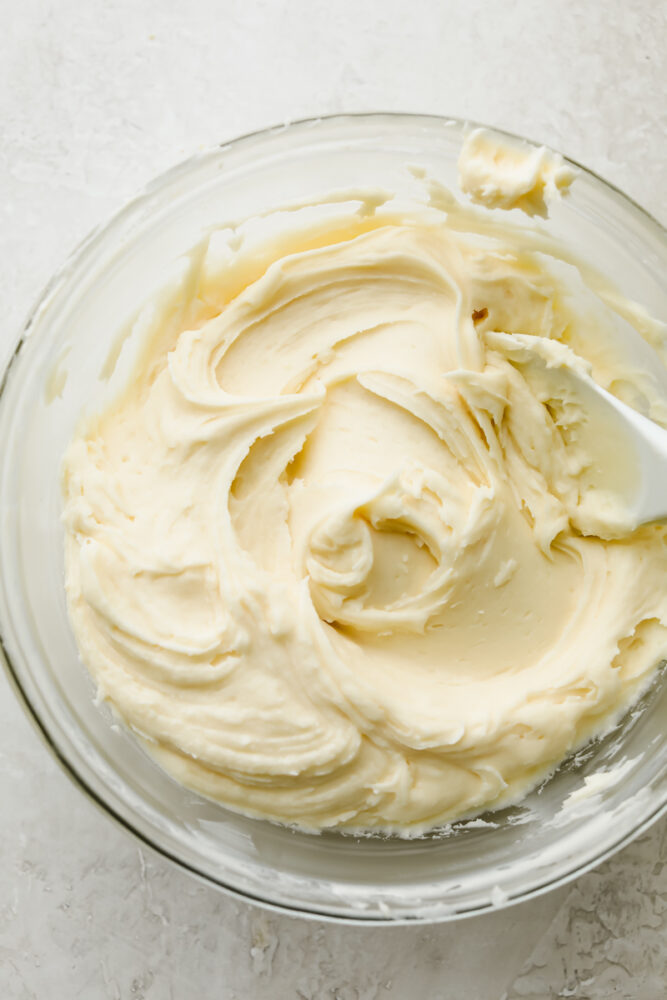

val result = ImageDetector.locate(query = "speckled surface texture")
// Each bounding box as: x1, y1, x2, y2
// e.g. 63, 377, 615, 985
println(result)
1, 2, 665, 997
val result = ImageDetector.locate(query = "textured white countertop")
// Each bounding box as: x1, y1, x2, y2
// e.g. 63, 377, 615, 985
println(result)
1, 2, 665, 997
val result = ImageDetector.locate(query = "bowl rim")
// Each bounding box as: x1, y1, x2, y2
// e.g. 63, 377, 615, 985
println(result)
1, 110, 666, 924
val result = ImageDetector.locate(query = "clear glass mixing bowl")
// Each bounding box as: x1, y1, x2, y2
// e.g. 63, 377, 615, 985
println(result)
1, 113, 665, 923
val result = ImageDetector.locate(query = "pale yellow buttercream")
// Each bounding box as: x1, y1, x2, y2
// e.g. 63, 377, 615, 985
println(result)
459, 128, 575, 215
62, 173, 667, 835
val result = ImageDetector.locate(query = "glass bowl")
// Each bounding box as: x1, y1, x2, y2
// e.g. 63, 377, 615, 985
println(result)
1, 113, 665, 924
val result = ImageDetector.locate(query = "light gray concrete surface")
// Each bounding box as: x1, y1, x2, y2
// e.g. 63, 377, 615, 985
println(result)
0, 2, 665, 997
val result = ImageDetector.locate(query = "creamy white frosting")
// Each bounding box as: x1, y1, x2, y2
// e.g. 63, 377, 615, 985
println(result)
459, 128, 575, 215
62, 167, 667, 835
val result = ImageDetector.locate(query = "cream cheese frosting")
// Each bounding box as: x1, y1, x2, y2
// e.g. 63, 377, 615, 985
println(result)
459, 128, 575, 215
62, 154, 667, 835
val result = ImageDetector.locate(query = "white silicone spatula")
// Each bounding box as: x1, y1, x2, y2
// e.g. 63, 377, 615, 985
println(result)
564, 369, 667, 528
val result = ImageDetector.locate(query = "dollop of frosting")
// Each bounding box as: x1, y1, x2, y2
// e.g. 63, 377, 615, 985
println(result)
459, 128, 575, 215
62, 180, 667, 835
